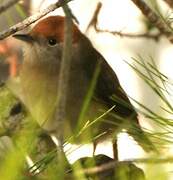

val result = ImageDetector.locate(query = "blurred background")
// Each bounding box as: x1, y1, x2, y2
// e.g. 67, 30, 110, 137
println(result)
0, 0, 173, 179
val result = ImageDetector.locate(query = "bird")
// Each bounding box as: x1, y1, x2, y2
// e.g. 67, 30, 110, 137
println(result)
12, 15, 156, 159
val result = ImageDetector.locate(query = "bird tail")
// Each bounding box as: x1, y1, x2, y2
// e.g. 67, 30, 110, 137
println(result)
127, 118, 158, 153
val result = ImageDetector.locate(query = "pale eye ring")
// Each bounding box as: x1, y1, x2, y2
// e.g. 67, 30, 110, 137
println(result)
48, 38, 57, 46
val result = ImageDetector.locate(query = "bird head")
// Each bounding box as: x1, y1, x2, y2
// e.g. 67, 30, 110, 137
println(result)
13, 16, 84, 64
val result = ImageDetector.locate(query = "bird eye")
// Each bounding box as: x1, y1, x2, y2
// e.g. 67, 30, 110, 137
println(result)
48, 38, 57, 46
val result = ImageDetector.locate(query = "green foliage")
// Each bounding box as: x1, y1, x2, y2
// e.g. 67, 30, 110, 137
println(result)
0, 86, 17, 120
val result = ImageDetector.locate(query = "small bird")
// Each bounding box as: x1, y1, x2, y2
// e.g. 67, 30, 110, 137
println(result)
12, 16, 155, 159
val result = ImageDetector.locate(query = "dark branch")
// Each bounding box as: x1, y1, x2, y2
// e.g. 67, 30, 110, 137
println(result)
131, 0, 173, 43
0, 0, 73, 40
80, 157, 173, 175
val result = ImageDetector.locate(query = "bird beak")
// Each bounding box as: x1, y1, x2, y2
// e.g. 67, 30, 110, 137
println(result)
13, 34, 34, 43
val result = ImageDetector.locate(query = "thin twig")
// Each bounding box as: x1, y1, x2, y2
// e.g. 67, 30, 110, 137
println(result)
0, 0, 73, 40
0, 0, 20, 15
97, 29, 162, 41
86, 2, 102, 31
131, 0, 173, 43
89, 2, 162, 41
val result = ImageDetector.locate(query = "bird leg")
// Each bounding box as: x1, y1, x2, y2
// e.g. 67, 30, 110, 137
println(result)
112, 138, 118, 160
93, 141, 97, 156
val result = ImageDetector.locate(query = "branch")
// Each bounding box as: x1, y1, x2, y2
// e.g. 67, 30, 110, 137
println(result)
79, 157, 173, 176
0, 0, 20, 15
86, 2, 102, 31
0, 0, 73, 40
54, 2, 73, 148
131, 0, 173, 43
89, 2, 162, 41
163, 0, 173, 8
50, 3, 75, 178
97, 29, 162, 41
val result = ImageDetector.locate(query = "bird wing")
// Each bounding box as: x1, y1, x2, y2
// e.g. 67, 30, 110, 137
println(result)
94, 51, 137, 118
91, 49, 157, 152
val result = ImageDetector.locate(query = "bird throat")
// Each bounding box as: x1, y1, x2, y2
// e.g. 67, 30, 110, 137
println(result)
20, 59, 60, 128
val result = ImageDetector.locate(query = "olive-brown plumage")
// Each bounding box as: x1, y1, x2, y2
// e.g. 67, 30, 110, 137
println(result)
13, 16, 156, 158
